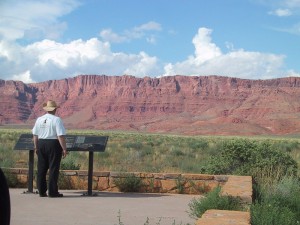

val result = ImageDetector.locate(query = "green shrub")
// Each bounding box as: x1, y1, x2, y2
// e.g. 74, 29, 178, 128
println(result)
251, 201, 297, 225
188, 186, 243, 219
175, 176, 186, 194
60, 155, 81, 170
253, 176, 300, 222
200, 139, 298, 185
0, 146, 15, 168
113, 173, 143, 192
2, 169, 18, 187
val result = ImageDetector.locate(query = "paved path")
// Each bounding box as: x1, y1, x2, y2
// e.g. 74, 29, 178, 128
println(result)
9, 189, 199, 225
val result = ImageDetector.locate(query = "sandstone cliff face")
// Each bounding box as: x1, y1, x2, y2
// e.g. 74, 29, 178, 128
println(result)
1, 75, 300, 135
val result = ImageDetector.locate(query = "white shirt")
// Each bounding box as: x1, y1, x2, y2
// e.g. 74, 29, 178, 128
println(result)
32, 113, 66, 139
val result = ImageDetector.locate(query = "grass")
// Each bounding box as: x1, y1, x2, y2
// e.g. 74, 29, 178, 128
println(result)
0, 128, 299, 175
1, 128, 299, 224
251, 176, 300, 225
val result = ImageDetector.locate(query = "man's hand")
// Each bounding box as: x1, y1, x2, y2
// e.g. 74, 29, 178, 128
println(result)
62, 149, 68, 159
33, 135, 39, 155
58, 135, 68, 159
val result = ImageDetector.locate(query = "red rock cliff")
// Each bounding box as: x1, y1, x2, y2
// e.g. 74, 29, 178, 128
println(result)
1, 75, 300, 135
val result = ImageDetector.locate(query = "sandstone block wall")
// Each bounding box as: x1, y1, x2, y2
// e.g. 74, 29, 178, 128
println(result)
5, 168, 252, 225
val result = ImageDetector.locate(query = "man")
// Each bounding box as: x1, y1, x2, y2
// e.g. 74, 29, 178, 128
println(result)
32, 100, 67, 198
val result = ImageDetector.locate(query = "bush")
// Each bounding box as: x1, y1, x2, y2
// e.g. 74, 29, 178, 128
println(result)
113, 173, 143, 192
2, 169, 18, 187
251, 201, 297, 225
60, 155, 81, 170
252, 176, 300, 224
200, 139, 298, 185
188, 186, 243, 219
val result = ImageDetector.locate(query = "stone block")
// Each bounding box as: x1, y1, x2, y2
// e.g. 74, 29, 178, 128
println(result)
139, 172, 154, 178
196, 210, 251, 225
69, 176, 80, 189
221, 176, 252, 204
163, 173, 181, 179
77, 170, 88, 176
17, 174, 27, 184
20, 169, 29, 175
98, 177, 109, 191
153, 179, 162, 190
182, 174, 214, 180
62, 170, 77, 176
93, 171, 110, 177
7, 168, 21, 174
71, 175, 98, 190
110, 171, 134, 177
186, 180, 208, 194
214, 175, 228, 182
160, 179, 177, 193
153, 173, 164, 179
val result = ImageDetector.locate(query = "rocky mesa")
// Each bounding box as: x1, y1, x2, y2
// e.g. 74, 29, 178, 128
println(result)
1, 75, 300, 136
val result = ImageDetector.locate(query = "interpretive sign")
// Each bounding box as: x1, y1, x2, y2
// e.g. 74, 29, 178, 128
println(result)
14, 134, 108, 152
14, 133, 109, 196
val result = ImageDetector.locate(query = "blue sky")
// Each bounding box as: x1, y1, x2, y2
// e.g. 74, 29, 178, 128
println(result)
0, 0, 299, 83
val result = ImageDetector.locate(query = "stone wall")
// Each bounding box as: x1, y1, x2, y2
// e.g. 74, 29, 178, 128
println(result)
6, 168, 230, 194
6, 168, 252, 225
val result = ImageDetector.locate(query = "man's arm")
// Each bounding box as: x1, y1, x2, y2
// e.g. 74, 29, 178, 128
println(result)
33, 135, 38, 155
57, 135, 68, 158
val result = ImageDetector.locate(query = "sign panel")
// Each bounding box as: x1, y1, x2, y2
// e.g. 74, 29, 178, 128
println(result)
14, 134, 108, 152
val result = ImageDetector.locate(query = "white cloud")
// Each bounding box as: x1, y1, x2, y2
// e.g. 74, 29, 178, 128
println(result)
0, 37, 161, 83
12, 70, 35, 83
272, 22, 300, 35
99, 21, 162, 44
163, 28, 287, 79
0, 0, 80, 41
254, 0, 300, 9
269, 8, 293, 16
99, 29, 129, 43
134, 21, 162, 31
286, 69, 300, 77
0, 26, 294, 83
123, 52, 159, 76
257, 0, 300, 16
192, 28, 222, 64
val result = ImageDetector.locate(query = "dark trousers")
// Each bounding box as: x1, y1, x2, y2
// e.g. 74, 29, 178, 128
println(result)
37, 139, 62, 196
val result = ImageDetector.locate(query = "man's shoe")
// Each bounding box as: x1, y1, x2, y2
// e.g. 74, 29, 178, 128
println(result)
39, 193, 48, 197
49, 193, 63, 198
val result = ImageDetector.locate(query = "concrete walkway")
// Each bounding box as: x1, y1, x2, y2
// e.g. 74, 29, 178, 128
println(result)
9, 189, 199, 225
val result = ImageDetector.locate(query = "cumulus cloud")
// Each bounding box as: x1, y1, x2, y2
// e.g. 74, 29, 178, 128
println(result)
0, 1, 296, 83
0, 26, 294, 83
163, 27, 287, 79
12, 70, 35, 83
0, 37, 161, 82
0, 0, 80, 41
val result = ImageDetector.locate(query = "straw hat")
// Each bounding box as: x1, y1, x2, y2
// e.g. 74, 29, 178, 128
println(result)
43, 100, 59, 111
